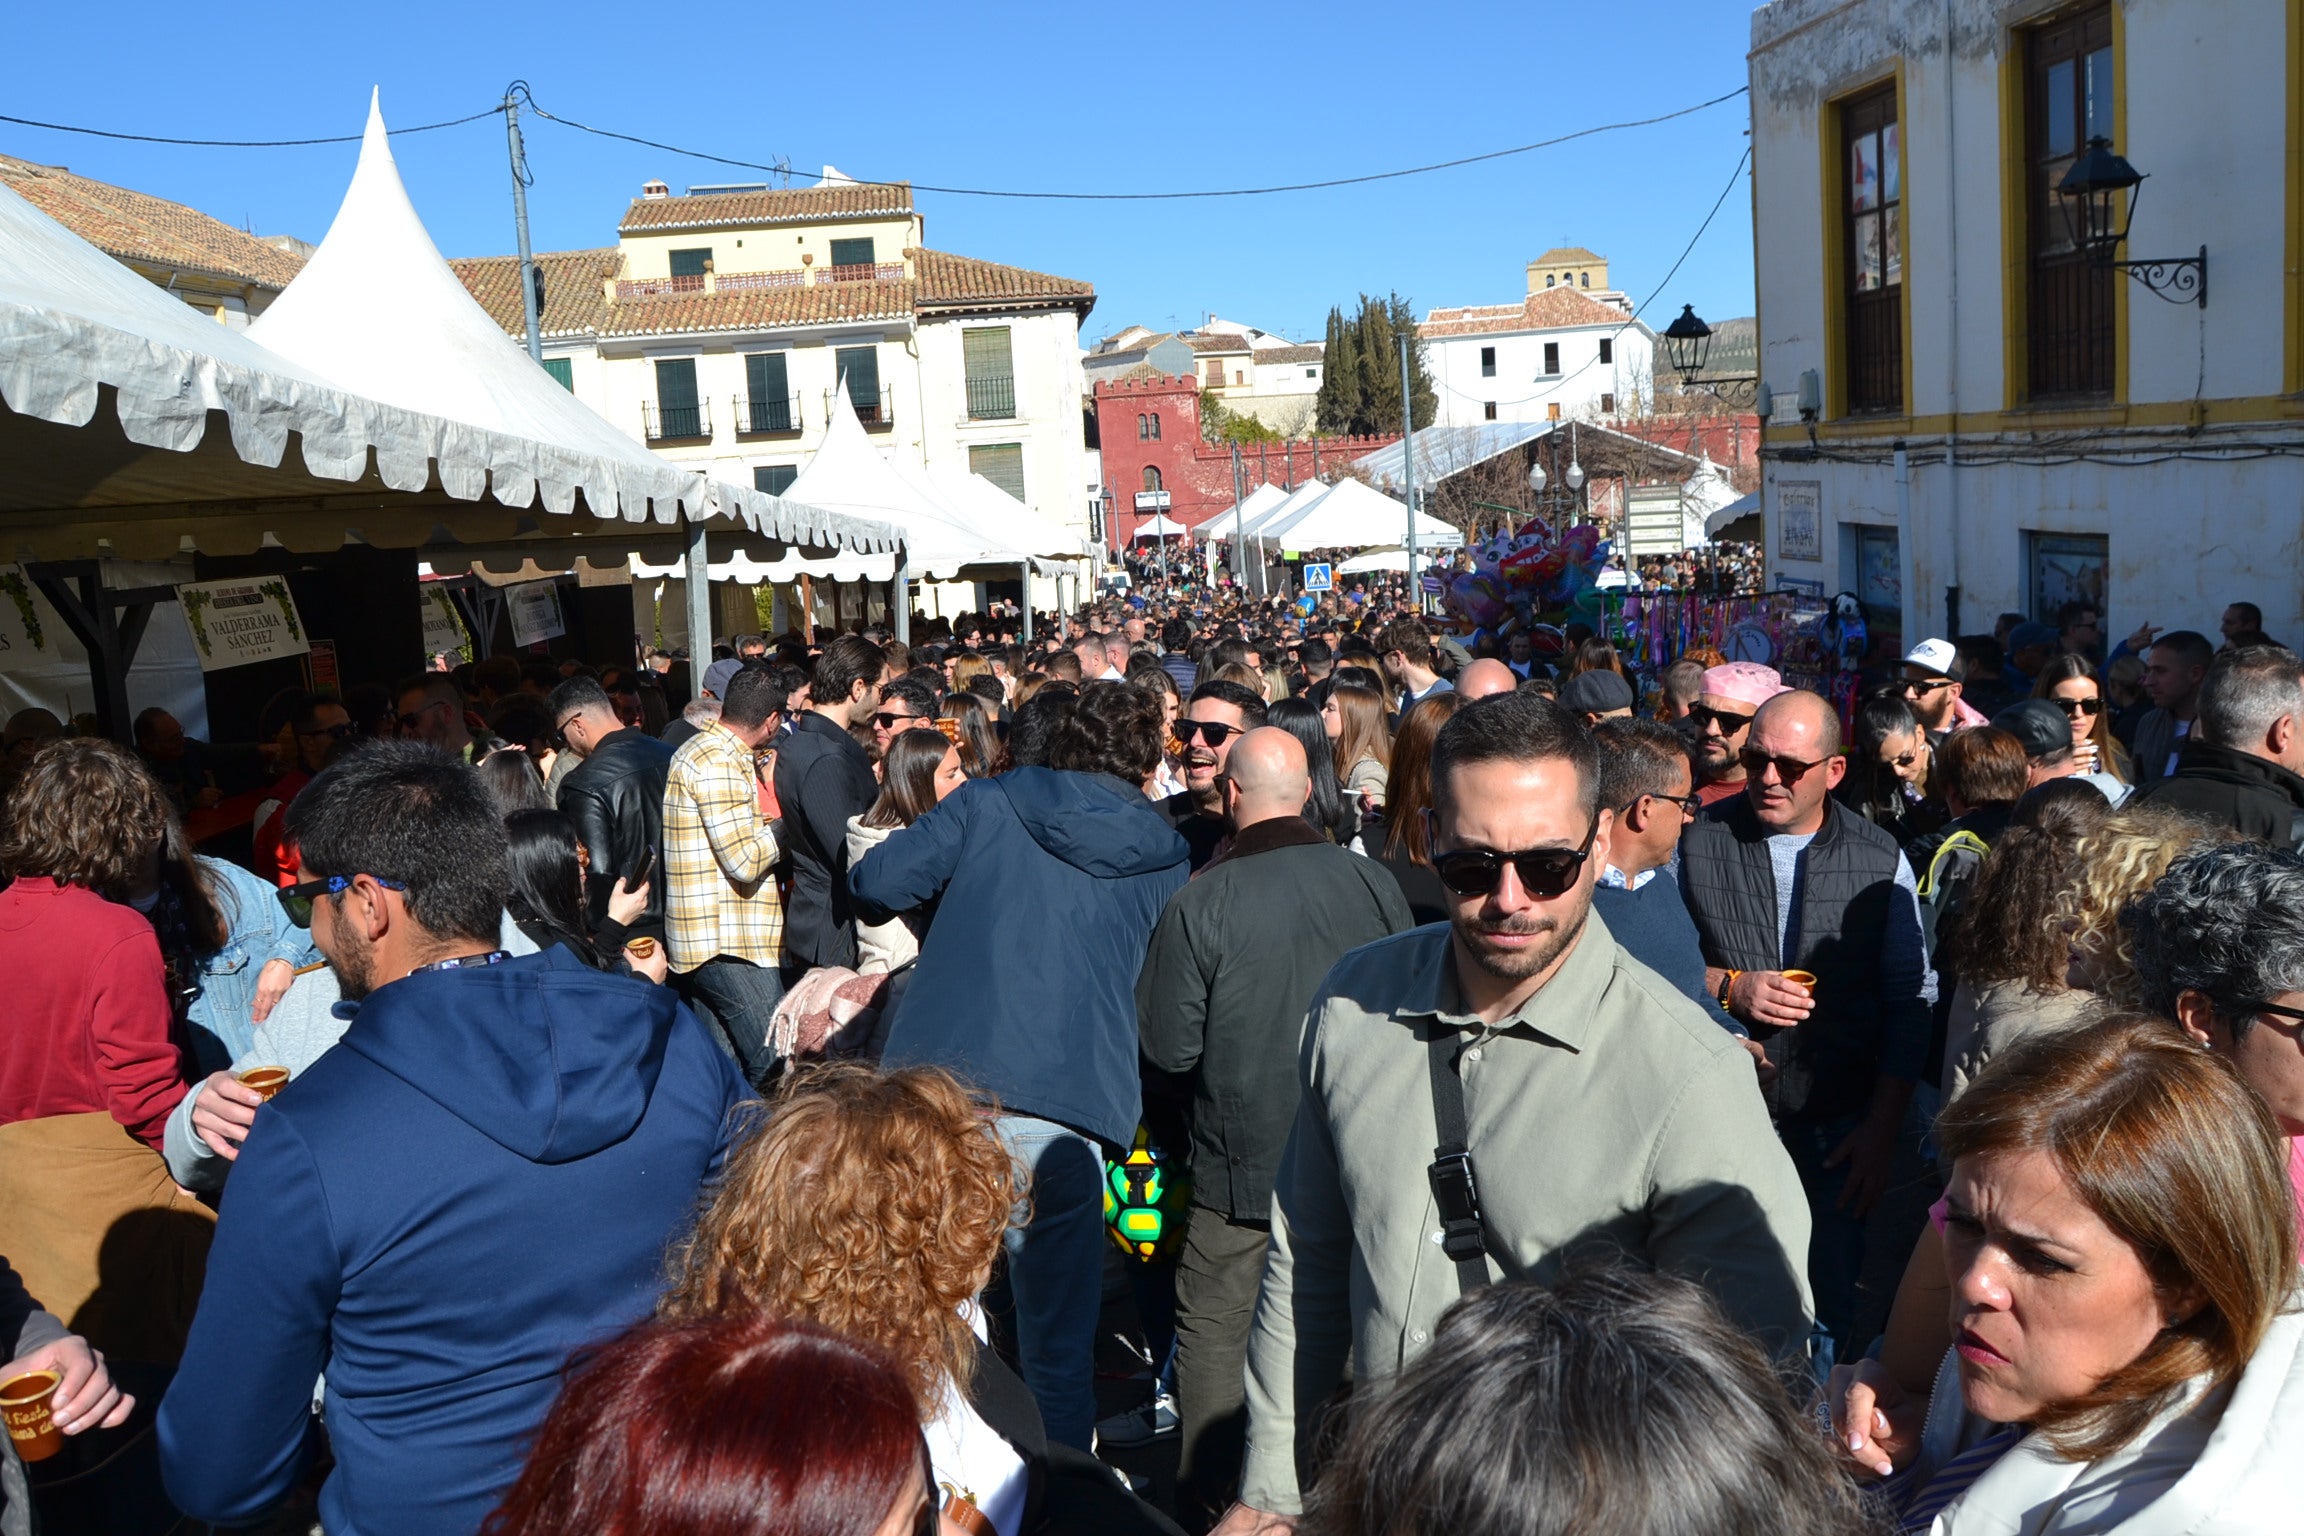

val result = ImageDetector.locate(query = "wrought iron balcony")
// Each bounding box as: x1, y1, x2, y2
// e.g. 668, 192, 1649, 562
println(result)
642, 401, 713, 442
965, 374, 1017, 421
735, 393, 801, 436
832, 387, 894, 431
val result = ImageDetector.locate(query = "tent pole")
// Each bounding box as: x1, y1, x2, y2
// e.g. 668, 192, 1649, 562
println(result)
1020, 563, 1033, 643
683, 514, 711, 700
892, 553, 911, 647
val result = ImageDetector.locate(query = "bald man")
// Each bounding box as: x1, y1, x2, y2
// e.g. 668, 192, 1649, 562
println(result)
1454, 657, 1520, 702
1138, 726, 1413, 1524
1677, 686, 1933, 1359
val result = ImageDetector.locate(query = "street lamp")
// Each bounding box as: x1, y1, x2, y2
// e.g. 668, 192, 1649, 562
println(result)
2056, 137, 2207, 306
1661, 304, 1762, 406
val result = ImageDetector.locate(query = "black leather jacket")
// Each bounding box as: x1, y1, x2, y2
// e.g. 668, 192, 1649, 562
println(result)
557, 728, 676, 939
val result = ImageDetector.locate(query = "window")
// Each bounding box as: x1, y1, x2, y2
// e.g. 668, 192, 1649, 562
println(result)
970, 443, 1026, 504
962, 325, 1015, 419
1580, 272, 1589, 288
1142, 465, 1163, 492
1305, 367, 1318, 378
1546, 274, 1556, 288
1138, 413, 1149, 439
652, 357, 702, 438
541, 356, 573, 391
753, 464, 798, 496
1205, 361, 1224, 387
744, 352, 792, 432
2026, 4, 2116, 398
1547, 402, 1562, 421
1149, 413, 1161, 441
1601, 392, 1616, 414
1483, 401, 1498, 421
1598, 338, 1613, 365
835, 345, 883, 422
1542, 342, 1561, 376
1480, 346, 1497, 377
828, 237, 876, 270
1842, 81, 1904, 413
668, 248, 712, 278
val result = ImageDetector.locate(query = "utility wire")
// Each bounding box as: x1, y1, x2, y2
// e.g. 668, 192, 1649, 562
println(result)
0, 106, 503, 148
516, 85, 1749, 201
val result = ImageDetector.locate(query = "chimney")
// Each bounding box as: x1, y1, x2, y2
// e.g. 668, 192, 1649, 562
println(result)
641, 179, 670, 200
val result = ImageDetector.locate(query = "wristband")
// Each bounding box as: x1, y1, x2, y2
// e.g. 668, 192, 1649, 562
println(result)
1718, 969, 1741, 1010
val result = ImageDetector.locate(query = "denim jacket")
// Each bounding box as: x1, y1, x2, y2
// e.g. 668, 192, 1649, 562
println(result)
184, 857, 319, 1073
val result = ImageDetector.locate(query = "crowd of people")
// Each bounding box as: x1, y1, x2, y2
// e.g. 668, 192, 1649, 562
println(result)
4, 576, 2304, 1536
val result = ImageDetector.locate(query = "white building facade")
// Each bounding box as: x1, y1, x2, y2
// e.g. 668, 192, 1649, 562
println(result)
1420, 255, 1657, 430
1750, 0, 2303, 655
454, 176, 1098, 551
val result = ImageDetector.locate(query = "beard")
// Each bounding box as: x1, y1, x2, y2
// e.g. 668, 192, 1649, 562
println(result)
329, 923, 379, 1002
1453, 893, 1591, 983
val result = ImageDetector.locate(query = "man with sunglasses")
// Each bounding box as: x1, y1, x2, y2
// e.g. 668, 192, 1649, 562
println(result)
158, 743, 744, 1536
549, 675, 675, 947
1678, 688, 1932, 1362
1224, 694, 1811, 1534
1689, 662, 1784, 808
1899, 638, 1983, 744
391, 675, 473, 761
870, 676, 940, 759
1155, 680, 1267, 872
252, 694, 355, 886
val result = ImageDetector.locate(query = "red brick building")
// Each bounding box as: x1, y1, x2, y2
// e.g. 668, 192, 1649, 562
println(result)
1091, 373, 1398, 550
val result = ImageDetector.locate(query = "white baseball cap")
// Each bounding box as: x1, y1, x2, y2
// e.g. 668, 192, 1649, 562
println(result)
1903, 638, 1958, 677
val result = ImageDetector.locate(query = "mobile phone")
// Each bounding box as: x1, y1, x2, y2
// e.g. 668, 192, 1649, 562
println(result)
629, 844, 658, 886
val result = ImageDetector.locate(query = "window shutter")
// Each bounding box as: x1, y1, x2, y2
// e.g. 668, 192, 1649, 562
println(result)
1543, 343, 1560, 375
962, 326, 1013, 381
753, 464, 798, 496
970, 443, 1027, 504
829, 237, 876, 269
1598, 339, 1613, 365
835, 346, 881, 411
542, 357, 574, 391
669, 248, 712, 278
746, 352, 789, 403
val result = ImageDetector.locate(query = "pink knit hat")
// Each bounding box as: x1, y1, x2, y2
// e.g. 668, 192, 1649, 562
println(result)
1700, 662, 1789, 708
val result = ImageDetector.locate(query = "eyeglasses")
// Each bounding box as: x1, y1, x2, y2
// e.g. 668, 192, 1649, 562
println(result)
1430, 817, 1602, 900
2050, 697, 2104, 718
395, 700, 448, 732
276, 873, 406, 929
1738, 748, 1831, 784
2248, 1000, 2304, 1029
1882, 750, 1923, 770
1174, 719, 1242, 747
1642, 791, 1706, 818
296, 722, 356, 740
1686, 703, 1755, 734
1901, 676, 1955, 696
873, 711, 924, 730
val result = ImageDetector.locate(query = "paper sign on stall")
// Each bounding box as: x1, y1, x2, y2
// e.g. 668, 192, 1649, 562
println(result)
507, 581, 566, 647
177, 578, 310, 672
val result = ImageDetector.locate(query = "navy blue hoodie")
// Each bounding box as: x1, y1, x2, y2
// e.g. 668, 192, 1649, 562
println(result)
157, 946, 745, 1536
854, 768, 1189, 1147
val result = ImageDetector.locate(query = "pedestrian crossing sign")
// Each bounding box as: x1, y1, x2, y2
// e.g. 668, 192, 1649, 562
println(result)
1302, 562, 1333, 592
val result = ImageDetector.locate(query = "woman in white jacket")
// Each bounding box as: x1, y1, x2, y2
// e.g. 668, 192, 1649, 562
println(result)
1831, 1015, 2301, 1534
845, 729, 967, 977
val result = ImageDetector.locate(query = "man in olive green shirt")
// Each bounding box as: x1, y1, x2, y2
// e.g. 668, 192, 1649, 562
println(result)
1217, 693, 1813, 1530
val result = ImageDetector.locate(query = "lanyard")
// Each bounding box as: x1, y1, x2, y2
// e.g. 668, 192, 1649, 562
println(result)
410, 950, 511, 976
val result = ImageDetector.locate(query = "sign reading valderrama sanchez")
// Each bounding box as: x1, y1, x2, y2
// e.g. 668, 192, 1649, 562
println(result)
177, 578, 311, 672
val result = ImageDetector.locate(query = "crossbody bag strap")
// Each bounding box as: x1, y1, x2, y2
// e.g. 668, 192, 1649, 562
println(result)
1424, 1026, 1493, 1296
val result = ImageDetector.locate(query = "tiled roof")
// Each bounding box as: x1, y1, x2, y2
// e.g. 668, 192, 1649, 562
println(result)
618, 182, 914, 232
449, 247, 620, 338
910, 247, 1094, 315
1421, 286, 1634, 338
1256, 344, 1324, 365
1183, 332, 1247, 354
0, 152, 305, 290
598, 278, 916, 338
1534, 245, 1604, 266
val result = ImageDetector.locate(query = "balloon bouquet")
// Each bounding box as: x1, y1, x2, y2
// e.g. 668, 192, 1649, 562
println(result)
1441, 518, 1616, 642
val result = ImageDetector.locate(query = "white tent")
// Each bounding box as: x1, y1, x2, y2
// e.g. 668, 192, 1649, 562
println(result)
785, 392, 1037, 580
1133, 513, 1187, 539
1198, 482, 1288, 542
930, 467, 1092, 561
1704, 490, 1762, 539
1260, 476, 1465, 551
1238, 480, 1332, 544
1336, 548, 1417, 574
246, 94, 888, 556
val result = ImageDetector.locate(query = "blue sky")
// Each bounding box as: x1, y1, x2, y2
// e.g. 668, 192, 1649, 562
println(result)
7, 0, 1758, 345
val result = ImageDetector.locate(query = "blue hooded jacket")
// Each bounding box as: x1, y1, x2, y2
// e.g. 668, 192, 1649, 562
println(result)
854, 768, 1189, 1147
157, 946, 745, 1536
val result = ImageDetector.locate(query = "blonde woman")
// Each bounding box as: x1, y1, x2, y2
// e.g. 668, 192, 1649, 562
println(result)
2053, 803, 2231, 1006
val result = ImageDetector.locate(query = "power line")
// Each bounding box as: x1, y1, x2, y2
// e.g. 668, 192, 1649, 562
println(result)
0, 106, 503, 148
516, 85, 1749, 202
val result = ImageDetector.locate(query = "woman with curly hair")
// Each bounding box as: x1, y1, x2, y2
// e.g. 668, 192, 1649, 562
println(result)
2053, 803, 2231, 1007
663, 1066, 1175, 1535
1937, 780, 2114, 1107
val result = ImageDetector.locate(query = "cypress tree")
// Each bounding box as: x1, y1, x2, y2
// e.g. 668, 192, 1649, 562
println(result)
1354, 295, 1400, 437
1315, 306, 1360, 434
1387, 292, 1437, 431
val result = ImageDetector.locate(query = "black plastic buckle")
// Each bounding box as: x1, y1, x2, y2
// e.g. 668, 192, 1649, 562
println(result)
1427, 1149, 1486, 1262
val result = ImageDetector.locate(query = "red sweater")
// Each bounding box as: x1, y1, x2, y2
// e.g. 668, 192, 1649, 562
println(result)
0, 877, 186, 1149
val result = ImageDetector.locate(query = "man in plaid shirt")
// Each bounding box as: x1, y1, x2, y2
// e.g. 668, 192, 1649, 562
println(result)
664, 664, 788, 1084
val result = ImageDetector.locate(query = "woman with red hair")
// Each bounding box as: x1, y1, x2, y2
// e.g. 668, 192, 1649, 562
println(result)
485, 1313, 934, 1536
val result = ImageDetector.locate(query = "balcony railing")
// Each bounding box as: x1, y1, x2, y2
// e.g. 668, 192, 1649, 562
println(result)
615, 262, 906, 301
735, 393, 801, 435
964, 373, 1017, 420
830, 387, 894, 430
643, 401, 713, 442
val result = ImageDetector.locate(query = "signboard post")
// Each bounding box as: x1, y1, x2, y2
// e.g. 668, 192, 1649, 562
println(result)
1301, 562, 1333, 593
177, 578, 309, 673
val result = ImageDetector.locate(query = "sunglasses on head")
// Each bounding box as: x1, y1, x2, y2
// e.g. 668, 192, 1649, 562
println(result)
2051, 696, 2103, 718
1687, 703, 1754, 733
276, 873, 406, 930
1174, 719, 1241, 747
1428, 816, 1602, 899
1738, 747, 1830, 784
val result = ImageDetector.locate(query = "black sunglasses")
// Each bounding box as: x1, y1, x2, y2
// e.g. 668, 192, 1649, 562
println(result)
1429, 817, 1602, 899
1901, 676, 1955, 696
2051, 696, 2104, 718
1175, 719, 1242, 747
873, 711, 924, 729
1738, 747, 1830, 784
1687, 703, 1754, 734
296, 722, 356, 741
276, 873, 406, 930
2249, 1000, 2304, 1028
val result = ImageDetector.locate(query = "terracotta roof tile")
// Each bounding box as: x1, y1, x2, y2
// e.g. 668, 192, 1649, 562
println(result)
1421, 286, 1634, 338
1534, 245, 1604, 266
599, 278, 916, 338
449, 247, 620, 338
618, 182, 914, 232
1183, 332, 1247, 353
1256, 344, 1324, 365
909, 247, 1094, 315
0, 152, 305, 290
